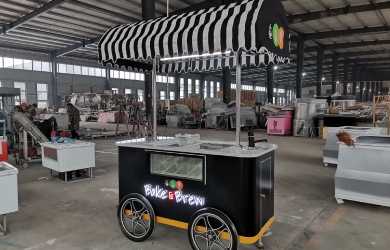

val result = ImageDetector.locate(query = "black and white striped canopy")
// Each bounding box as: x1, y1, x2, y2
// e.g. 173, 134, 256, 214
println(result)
98, 0, 290, 73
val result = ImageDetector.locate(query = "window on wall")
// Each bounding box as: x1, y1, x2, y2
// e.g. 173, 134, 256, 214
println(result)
210, 81, 214, 97
74, 65, 81, 74
204, 81, 208, 98
168, 77, 175, 84
195, 80, 200, 94
170, 91, 175, 100
42, 62, 51, 72
231, 84, 236, 89
82, 66, 89, 75
0, 57, 2, 68
188, 79, 192, 95
4, 57, 13, 68
180, 78, 185, 98
125, 89, 132, 94
273, 88, 277, 92
14, 82, 26, 105
37, 83, 48, 108
13, 58, 23, 69
88, 67, 95, 76
58, 64, 66, 73
137, 89, 144, 101
66, 64, 74, 74
255, 86, 266, 91
95, 68, 102, 77
23, 60, 32, 70
160, 91, 166, 100
112, 88, 119, 94
33, 61, 41, 71
217, 82, 220, 92
278, 89, 285, 93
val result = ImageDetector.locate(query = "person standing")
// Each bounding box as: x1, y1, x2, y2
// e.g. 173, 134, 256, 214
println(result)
66, 103, 81, 139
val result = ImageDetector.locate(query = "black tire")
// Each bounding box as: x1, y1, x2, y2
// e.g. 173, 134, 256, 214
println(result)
188, 208, 238, 250
117, 193, 156, 242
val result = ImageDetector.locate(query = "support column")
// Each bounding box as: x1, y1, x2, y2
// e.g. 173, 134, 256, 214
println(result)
352, 66, 358, 96
200, 75, 205, 100
222, 67, 231, 104
343, 59, 349, 95
365, 77, 369, 102
142, 0, 155, 118
359, 71, 365, 102
331, 54, 339, 94
267, 64, 274, 104
316, 47, 323, 96
296, 37, 305, 98
51, 56, 58, 107
373, 81, 377, 98
380, 82, 383, 94
105, 68, 111, 90
175, 73, 180, 100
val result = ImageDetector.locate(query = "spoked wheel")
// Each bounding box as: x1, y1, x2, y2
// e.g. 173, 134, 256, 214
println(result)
188, 208, 238, 250
117, 193, 156, 242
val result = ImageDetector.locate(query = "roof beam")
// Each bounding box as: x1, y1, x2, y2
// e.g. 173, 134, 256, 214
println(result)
69, 0, 139, 23
0, 44, 49, 54
288, 1, 390, 24
0, 0, 71, 35
292, 40, 390, 53
303, 26, 390, 41
53, 37, 101, 57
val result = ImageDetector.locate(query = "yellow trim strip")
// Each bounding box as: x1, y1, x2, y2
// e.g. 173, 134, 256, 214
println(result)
124, 210, 274, 244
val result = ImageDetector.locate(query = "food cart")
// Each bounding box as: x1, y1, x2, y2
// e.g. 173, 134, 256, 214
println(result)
98, 0, 290, 248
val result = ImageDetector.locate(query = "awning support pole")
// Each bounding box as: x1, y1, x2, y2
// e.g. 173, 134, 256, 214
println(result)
152, 58, 157, 141
235, 50, 242, 151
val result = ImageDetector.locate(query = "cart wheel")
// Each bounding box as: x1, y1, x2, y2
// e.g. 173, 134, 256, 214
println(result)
117, 193, 156, 242
188, 208, 238, 250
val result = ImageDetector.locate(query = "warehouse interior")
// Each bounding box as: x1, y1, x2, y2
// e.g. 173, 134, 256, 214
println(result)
1, 0, 390, 250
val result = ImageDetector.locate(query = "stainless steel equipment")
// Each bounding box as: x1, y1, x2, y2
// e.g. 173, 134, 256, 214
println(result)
323, 126, 381, 166
294, 98, 326, 137
335, 135, 390, 207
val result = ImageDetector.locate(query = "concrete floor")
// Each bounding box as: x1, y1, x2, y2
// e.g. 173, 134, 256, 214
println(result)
1, 123, 390, 250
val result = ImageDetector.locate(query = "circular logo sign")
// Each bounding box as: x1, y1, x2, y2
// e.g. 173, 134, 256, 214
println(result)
278, 27, 284, 50
169, 180, 177, 189
272, 24, 279, 47
176, 181, 184, 191
164, 179, 170, 187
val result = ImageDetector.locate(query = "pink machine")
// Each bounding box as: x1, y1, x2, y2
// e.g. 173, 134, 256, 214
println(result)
267, 110, 294, 136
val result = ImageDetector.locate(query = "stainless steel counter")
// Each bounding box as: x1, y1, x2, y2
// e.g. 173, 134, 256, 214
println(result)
116, 136, 277, 158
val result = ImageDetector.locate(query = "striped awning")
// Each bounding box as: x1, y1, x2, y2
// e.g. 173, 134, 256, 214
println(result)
98, 0, 290, 73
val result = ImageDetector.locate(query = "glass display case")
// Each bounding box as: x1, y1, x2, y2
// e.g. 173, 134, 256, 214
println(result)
150, 152, 204, 181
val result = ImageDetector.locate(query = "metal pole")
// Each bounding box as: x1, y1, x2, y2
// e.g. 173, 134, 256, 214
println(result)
167, 0, 169, 17
235, 50, 242, 150
152, 58, 157, 141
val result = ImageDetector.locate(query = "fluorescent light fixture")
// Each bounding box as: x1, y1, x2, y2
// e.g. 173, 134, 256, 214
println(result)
356, 87, 359, 89
302, 72, 306, 76
161, 50, 231, 61
322, 77, 325, 81
363, 88, 366, 90
369, 89, 372, 91
336, 81, 339, 84
274, 66, 278, 70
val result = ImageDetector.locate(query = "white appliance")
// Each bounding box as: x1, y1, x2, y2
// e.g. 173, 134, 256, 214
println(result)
41, 141, 95, 182
0, 162, 18, 236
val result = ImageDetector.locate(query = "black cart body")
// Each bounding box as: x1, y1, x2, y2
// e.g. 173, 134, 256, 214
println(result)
117, 138, 276, 244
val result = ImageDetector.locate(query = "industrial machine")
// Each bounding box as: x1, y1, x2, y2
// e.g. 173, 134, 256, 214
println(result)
10, 112, 50, 167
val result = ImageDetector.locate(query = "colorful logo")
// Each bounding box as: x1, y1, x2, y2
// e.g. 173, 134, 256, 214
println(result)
176, 181, 184, 191
169, 180, 177, 189
269, 23, 285, 50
